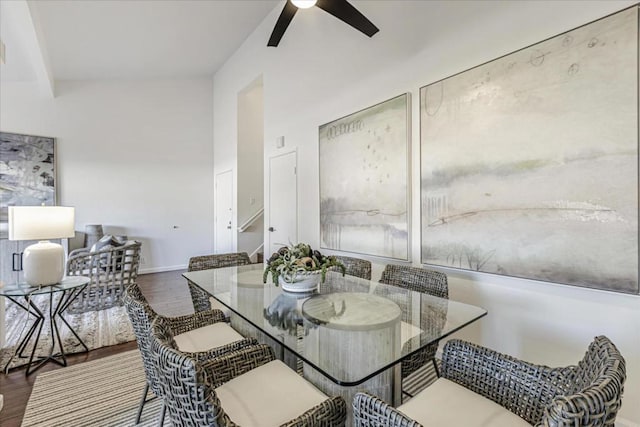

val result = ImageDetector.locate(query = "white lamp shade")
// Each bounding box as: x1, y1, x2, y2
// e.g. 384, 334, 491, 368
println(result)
8, 206, 75, 241
292, 0, 317, 9
8, 206, 74, 286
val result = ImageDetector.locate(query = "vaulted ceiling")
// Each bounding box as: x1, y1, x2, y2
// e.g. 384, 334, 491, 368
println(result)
0, 0, 279, 83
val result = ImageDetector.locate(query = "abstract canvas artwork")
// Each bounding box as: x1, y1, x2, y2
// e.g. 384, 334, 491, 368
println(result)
420, 7, 639, 294
320, 93, 410, 260
0, 132, 56, 222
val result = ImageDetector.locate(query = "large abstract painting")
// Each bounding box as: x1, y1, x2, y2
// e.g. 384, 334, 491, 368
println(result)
320, 93, 410, 260
420, 7, 639, 294
0, 132, 56, 222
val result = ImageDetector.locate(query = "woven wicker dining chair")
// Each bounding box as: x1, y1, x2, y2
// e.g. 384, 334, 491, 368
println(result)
353, 336, 626, 427
332, 255, 372, 280
187, 252, 252, 314
379, 264, 448, 382
123, 284, 259, 425
149, 316, 348, 427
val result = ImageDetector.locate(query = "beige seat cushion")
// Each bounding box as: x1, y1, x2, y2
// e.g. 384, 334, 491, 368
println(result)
401, 321, 422, 347
210, 295, 231, 318
398, 378, 530, 427
216, 360, 328, 427
173, 322, 244, 353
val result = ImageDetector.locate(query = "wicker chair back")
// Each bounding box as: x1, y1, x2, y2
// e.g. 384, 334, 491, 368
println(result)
187, 252, 252, 313
332, 255, 372, 280
379, 264, 448, 299
188, 252, 252, 271
122, 284, 164, 397
379, 264, 449, 378
546, 335, 626, 426
149, 318, 237, 426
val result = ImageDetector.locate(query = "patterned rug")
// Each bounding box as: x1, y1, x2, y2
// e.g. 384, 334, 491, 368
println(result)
22, 350, 165, 427
21, 348, 439, 426
1, 295, 135, 371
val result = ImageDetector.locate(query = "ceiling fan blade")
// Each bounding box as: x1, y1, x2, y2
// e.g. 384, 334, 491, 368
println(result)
268, 1, 298, 47
316, 0, 379, 38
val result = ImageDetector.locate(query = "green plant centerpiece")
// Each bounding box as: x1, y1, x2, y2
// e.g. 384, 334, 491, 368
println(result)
263, 243, 345, 287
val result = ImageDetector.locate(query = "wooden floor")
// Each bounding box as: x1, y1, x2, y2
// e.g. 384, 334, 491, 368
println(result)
0, 270, 194, 427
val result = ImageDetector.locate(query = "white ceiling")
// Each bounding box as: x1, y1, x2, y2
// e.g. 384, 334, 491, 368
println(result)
1, 0, 280, 81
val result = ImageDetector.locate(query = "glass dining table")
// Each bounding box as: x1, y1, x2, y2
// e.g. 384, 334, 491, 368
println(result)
183, 264, 487, 408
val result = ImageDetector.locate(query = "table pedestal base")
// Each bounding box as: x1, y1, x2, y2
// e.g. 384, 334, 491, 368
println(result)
304, 362, 401, 425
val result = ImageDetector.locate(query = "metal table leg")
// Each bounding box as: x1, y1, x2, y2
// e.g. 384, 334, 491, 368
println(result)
56, 284, 89, 352
3, 284, 90, 376
3, 294, 44, 374
9, 297, 44, 358
23, 291, 67, 375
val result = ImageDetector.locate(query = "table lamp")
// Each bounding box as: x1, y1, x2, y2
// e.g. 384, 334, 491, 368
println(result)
8, 206, 75, 286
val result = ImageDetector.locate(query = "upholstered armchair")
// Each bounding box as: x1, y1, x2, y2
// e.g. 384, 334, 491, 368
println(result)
186, 252, 252, 315
149, 316, 348, 427
123, 283, 259, 424
353, 336, 626, 427
66, 240, 141, 313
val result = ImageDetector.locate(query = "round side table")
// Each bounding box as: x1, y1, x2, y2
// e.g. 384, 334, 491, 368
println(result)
1, 276, 90, 375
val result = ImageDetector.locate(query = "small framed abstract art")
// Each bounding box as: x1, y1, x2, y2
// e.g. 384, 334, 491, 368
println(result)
0, 132, 56, 223
320, 93, 411, 261
420, 6, 638, 294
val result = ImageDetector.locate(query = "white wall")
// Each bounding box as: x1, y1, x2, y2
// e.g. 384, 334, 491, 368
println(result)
1, 78, 214, 273
213, 1, 640, 424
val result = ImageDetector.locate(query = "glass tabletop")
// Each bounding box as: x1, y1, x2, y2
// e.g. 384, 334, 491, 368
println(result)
183, 264, 487, 386
0, 276, 90, 297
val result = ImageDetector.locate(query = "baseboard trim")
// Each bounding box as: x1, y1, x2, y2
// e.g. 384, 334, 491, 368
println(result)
138, 264, 187, 275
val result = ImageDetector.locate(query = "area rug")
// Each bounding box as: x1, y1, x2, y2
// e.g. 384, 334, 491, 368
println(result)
1, 295, 135, 371
21, 347, 439, 426
22, 350, 166, 427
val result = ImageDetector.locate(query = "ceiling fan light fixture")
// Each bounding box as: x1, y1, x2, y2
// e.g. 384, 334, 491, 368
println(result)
291, 0, 317, 9
268, 0, 378, 47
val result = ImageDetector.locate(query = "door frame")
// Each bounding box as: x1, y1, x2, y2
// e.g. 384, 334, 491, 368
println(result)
267, 149, 298, 255
214, 168, 234, 253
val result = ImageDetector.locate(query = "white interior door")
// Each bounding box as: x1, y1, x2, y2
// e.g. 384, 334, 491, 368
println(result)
215, 169, 234, 253
268, 151, 297, 255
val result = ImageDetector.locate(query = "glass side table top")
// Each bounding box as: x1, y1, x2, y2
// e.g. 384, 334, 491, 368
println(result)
0, 276, 90, 296
184, 264, 487, 386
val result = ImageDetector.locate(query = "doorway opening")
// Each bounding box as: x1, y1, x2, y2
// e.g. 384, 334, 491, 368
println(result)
237, 76, 264, 261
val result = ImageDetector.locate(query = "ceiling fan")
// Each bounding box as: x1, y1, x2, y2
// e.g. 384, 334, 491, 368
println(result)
268, 0, 379, 47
